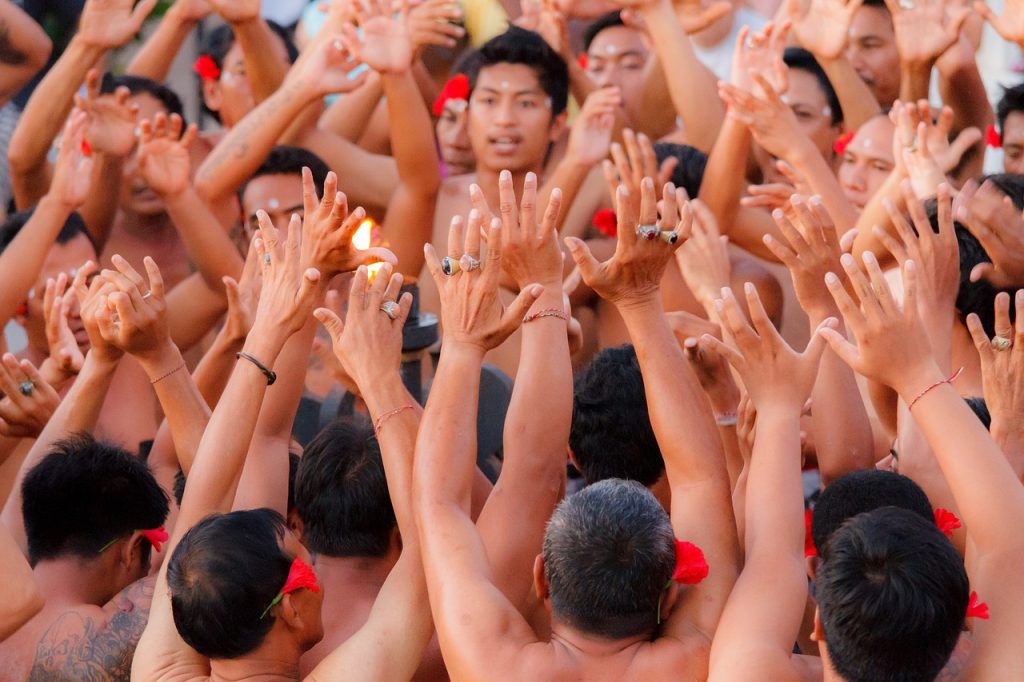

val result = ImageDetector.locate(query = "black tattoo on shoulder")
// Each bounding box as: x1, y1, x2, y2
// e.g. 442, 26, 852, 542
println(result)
28, 580, 154, 682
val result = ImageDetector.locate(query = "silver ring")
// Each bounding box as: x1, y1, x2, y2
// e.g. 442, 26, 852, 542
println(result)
142, 291, 153, 300
462, 255, 481, 272
441, 256, 461, 276
636, 224, 659, 241
993, 335, 1013, 351
379, 300, 399, 320
263, 253, 272, 266
19, 381, 33, 397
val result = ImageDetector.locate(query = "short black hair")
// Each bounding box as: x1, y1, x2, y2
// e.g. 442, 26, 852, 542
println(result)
293, 416, 397, 558
653, 143, 707, 198
0, 208, 93, 254
543, 479, 675, 639
197, 21, 299, 123
784, 47, 843, 125
996, 82, 1024, 134
811, 470, 932, 561
582, 11, 625, 52
22, 434, 169, 566
101, 73, 184, 120
240, 146, 331, 201
168, 508, 293, 659
468, 26, 569, 116
817, 506, 968, 682
965, 396, 991, 429
570, 345, 664, 487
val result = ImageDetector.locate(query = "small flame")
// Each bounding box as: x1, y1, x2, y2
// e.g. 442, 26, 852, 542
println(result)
352, 218, 383, 279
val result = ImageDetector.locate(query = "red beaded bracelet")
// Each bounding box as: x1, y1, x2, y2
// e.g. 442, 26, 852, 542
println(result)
908, 367, 964, 411
374, 404, 415, 437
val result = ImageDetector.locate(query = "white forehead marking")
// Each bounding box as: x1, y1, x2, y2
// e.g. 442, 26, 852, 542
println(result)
823, 106, 832, 117
499, 80, 510, 89
863, 138, 873, 149
603, 44, 618, 55
268, 198, 280, 209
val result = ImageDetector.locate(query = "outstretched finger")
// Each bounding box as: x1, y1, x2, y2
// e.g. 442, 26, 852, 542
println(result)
143, 257, 165, 303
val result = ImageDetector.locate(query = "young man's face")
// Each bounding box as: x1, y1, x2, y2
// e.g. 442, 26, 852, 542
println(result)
838, 115, 895, 210
436, 100, 475, 177
203, 36, 292, 129
1003, 111, 1024, 175
241, 173, 306, 243
120, 92, 173, 217
468, 63, 564, 173
19, 234, 96, 355
753, 68, 842, 183
845, 5, 900, 107
585, 26, 648, 123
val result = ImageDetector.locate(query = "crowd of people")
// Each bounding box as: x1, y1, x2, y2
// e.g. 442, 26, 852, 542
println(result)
0, 0, 1023, 678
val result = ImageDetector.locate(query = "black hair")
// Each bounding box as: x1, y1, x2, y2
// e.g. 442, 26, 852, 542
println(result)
861, 0, 890, 10
783, 47, 843, 125
996, 82, 1024, 134
196, 21, 299, 123
22, 433, 169, 567
965, 396, 991, 430
543, 479, 675, 639
817, 506, 968, 682
0, 207, 94, 254
172, 452, 300, 512
240, 146, 331, 203
582, 11, 625, 52
294, 416, 397, 558
569, 345, 664, 487
653, 143, 707, 198
101, 73, 184, 120
467, 26, 569, 116
168, 508, 293, 659
811, 469, 932, 561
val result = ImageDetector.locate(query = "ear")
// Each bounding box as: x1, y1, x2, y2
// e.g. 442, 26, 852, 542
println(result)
119, 533, 146, 573
658, 581, 679, 623
202, 79, 223, 112
548, 110, 569, 143
389, 526, 403, 555
811, 605, 824, 643
287, 509, 305, 541
533, 554, 550, 601
276, 592, 306, 632
805, 554, 819, 582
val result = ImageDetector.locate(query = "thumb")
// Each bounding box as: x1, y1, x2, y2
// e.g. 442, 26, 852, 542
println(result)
804, 317, 836, 368
501, 284, 545, 333
839, 228, 859, 254
313, 306, 344, 343
970, 262, 997, 285
817, 326, 859, 371
564, 237, 601, 286
223, 276, 240, 307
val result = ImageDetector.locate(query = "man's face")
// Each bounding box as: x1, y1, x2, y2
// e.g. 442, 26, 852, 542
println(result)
203, 38, 292, 129
19, 234, 96, 354
120, 92, 172, 217
585, 26, 648, 122
468, 63, 564, 173
754, 69, 842, 183
838, 115, 895, 210
1003, 111, 1024, 175
845, 5, 900, 107
436, 100, 475, 176
241, 173, 306, 243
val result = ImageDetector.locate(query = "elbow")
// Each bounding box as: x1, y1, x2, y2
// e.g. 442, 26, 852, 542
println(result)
0, 584, 43, 642
27, 34, 53, 71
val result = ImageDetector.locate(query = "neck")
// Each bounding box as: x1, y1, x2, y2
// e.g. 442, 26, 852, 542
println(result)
549, 620, 651, 658
475, 165, 543, 207
120, 210, 174, 237
313, 554, 395, 591
34, 557, 119, 608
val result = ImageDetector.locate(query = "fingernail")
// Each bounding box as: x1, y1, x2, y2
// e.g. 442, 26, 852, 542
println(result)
825, 272, 839, 285
840, 253, 855, 267
744, 282, 755, 295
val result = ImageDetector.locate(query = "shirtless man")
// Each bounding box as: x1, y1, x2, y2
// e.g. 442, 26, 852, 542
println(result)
415, 178, 739, 679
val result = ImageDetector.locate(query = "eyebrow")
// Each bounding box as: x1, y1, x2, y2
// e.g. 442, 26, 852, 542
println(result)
588, 50, 647, 59
476, 86, 544, 97
249, 204, 305, 219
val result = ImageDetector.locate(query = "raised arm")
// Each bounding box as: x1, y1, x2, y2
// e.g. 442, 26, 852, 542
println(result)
0, 520, 41, 641
126, 0, 209, 80
0, 0, 51, 105
207, 0, 289, 102
566, 178, 740, 651
885, 0, 968, 102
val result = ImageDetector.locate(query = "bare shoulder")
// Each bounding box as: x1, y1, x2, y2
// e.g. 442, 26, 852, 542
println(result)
27, 578, 155, 682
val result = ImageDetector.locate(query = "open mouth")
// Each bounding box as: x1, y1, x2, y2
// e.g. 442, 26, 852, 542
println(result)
488, 135, 522, 154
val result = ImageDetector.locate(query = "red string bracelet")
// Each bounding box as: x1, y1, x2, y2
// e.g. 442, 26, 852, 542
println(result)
374, 404, 415, 437
523, 308, 568, 324
908, 367, 964, 411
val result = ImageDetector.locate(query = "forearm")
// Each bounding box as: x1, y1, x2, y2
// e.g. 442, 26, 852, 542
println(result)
0, 0, 51, 104
0, 195, 74, 322
192, 326, 245, 409
640, 0, 723, 151
126, 7, 198, 80
166, 274, 230, 352
294, 126, 397, 210
992, 427, 1024, 481
78, 154, 124, 251
163, 188, 244, 288
745, 409, 804, 556
818, 57, 881, 132
852, 170, 905, 262
383, 69, 441, 197
811, 339, 875, 486
540, 157, 593, 232
0, 521, 41, 639
319, 73, 383, 142
899, 60, 933, 103
937, 55, 990, 180
699, 116, 752, 239
788, 144, 858, 235
231, 18, 289, 103
567, 59, 597, 112
361, 375, 422, 532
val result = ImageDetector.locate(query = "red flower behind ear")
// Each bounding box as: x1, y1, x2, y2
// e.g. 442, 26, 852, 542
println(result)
673, 540, 709, 585
432, 73, 470, 117
281, 557, 321, 596
986, 124, 1002, 149
805, 509, 817, 558
193, 55, 221, 82
934, 508, 961, 538
577, 53, 588, 69
592, 208, 616, 237
141, 527, 169, 552
967, 591, 989, 620
833, 132, 855, 156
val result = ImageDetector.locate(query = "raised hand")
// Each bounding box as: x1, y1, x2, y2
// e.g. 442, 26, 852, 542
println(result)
222, 238, 263, 344
885, 0, 970, 66
207, 0, 260, 24
286, 33, 368, 97
408, 0, 466, 51
566, 177, 691, 308
763, 195, 845, 321
0, 355, 60, 439
954, 179, 1024, 288
966, 291, 1024, 451
976, 0, 1024, 46
602, 129, 678, 218
565, 87, 620, 168
719, 73, 805, 161
730, 21, 790, 96
497, 171, 565, 289
314, 264, 412, 390
137, 113, 199, 198
77, 0, 158, 49
49, 109, 94, 210
298, 168, 397, 277
94, 255, 172, 363
72, 262, 122, 364
676, 199, 731, 312
42, 274, 86, 380
252, 212, 322, 339
424, 209, 543, 352
890, 100, 981, 175
673, 0, 733, 34
684, 334, 740, 418
344, 0, 415, 74
75, 70, 140, 157
786, 0, 862, 59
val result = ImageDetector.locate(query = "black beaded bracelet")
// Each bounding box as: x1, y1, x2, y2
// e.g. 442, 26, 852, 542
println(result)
236, 352, 277, 385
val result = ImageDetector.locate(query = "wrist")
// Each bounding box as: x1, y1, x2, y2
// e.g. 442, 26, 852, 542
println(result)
614, 292, 662, 317
68, 34, 108, 58
38, 357, 71, 388
241, 324, 287, 365
137, 341, 183, 377
892, 361, 946, 403
442, 340, 487, 362
37, 191, 77, 216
